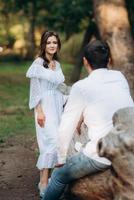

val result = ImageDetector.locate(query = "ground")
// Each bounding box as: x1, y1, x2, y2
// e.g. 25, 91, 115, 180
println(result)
0, 134, 39, 200
0, 124, 88, 200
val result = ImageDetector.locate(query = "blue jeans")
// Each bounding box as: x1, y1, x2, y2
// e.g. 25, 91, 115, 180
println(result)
43, 152, 109, 200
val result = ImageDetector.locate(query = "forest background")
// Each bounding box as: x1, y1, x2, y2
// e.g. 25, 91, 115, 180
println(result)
0, 0, 134, 146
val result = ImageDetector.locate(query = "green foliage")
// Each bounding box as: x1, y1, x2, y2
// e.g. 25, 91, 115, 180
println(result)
0, 0, 16, 47
0, 0, 15, 13
37, 0, 93, 39
0, 0, 133, 73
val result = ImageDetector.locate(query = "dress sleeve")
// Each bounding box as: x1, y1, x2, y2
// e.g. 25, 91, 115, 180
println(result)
28, 78, 42, 110
26, 58, 65, 84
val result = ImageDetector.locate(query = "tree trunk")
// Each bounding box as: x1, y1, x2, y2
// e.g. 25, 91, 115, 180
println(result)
70, 22, 100, 83
93, 0, 134, 97
25, 2, 36, 59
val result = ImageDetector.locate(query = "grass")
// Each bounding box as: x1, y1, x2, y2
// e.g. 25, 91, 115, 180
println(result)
0, 61, 33, 141
0, 61, 87, 142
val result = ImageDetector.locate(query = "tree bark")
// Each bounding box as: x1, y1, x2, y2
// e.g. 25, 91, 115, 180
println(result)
93, 0, 134, 97
70, 22, 100, 83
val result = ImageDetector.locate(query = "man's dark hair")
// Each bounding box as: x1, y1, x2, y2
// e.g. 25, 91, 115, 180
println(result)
84, 40, 110, 69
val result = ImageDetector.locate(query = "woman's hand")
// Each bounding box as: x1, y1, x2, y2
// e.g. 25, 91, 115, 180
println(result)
37, 111, 46, 127
35, 103, 46, 127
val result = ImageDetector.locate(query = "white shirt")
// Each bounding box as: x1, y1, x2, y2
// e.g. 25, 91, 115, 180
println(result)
58, 69, 134, 165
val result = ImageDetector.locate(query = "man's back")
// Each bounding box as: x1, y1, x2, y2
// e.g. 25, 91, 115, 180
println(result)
58, 40, 134, 165
75, 68, 134, 163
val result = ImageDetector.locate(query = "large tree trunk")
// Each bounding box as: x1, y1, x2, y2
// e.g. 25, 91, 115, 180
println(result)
93, 0, 134, 97
70, 22, 100, 83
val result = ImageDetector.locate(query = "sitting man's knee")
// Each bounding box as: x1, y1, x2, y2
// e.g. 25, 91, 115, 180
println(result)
52, 167, 70, 184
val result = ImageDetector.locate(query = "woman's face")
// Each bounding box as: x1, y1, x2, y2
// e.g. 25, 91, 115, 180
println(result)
45, 35, 58, 56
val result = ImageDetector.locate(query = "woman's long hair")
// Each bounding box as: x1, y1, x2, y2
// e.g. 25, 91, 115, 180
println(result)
39, 31, 61, 68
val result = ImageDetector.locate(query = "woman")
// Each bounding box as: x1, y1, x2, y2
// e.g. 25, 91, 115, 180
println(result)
26, 31, 65, 197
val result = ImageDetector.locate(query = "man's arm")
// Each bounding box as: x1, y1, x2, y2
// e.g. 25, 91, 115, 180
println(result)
57, 84, 85, 164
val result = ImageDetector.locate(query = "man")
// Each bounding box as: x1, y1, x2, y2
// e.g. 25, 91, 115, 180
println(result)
43, 40, 134, 200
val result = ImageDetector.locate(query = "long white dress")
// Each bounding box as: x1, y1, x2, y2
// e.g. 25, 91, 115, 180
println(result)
26, 57, 65, 170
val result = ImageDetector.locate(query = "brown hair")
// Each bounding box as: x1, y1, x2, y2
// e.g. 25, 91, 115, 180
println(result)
39, 31, 61, 68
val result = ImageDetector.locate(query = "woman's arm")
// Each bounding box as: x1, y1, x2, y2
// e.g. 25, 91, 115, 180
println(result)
28, 77, 46, 127
28, 78, 42, 110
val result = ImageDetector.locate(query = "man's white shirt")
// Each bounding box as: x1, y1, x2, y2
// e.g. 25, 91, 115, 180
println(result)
58, 69, 134, 165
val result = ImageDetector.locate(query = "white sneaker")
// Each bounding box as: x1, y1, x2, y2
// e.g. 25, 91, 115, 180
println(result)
48, 177, 51, 183
38, 182, 46, 198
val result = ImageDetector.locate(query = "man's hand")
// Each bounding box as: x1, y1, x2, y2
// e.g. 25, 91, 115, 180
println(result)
55, 163, 65, 168
76, 114, 84, 135
76, 126, 81, 135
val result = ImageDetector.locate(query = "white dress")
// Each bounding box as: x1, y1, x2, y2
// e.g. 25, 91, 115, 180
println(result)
26, 57, 65, 170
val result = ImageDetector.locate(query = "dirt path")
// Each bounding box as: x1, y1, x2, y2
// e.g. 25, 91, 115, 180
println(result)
0, 135, 39, 200
0, 126, 88, 200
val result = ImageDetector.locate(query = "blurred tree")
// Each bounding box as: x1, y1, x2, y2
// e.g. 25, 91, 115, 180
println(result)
93, 0, 134, 96
12, 0, 37, 59
42, 0, 91, 40
70, 21, 100, 82
0, 0, 134, 88
0, 0, 16, 48
126, 0, 134, 37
